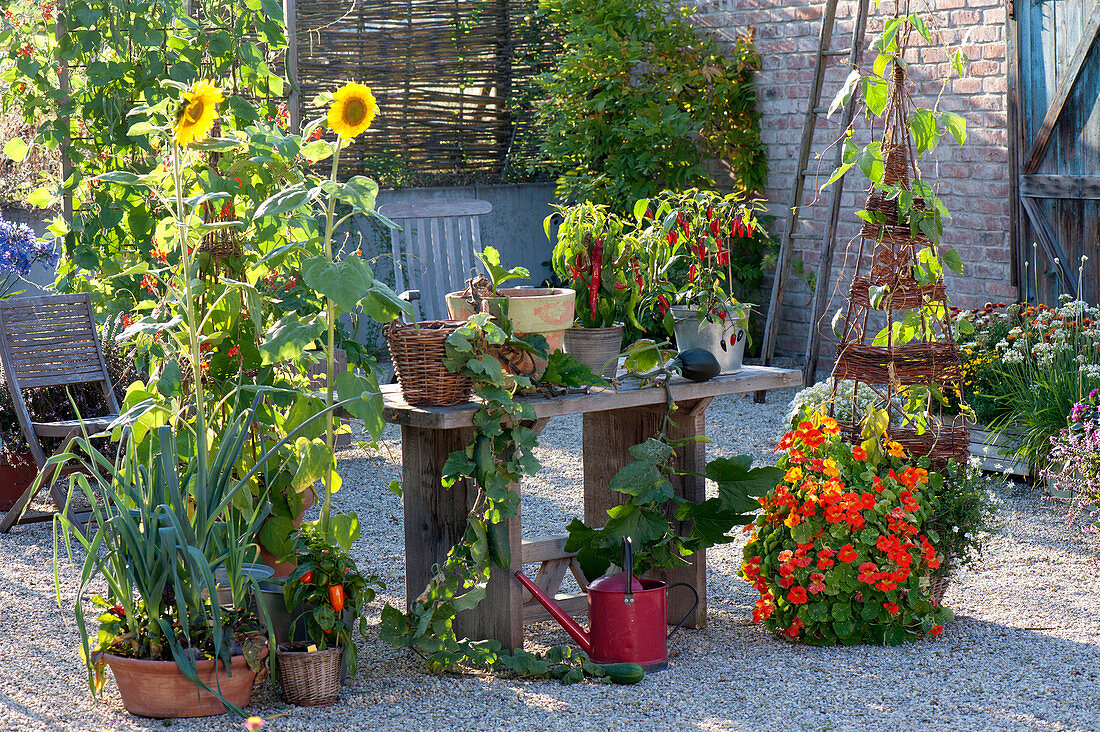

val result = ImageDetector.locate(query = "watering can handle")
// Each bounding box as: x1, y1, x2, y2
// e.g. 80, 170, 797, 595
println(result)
665, 582, 700, 641
622, 537, 634, 605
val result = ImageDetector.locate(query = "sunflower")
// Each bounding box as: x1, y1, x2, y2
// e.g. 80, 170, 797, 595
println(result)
328, 83, 377, 139
175, 79, 224, 147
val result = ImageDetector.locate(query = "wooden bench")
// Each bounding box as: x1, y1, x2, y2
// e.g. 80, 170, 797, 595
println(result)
383, 365, 803, 649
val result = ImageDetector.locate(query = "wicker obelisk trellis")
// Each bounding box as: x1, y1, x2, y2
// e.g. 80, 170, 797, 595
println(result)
829, 60, 969, 466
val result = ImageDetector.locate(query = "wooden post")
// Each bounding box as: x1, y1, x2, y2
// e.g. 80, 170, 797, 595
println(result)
582, 398, 711, 629
400, 424, 524, 650
284, 0, 301, 134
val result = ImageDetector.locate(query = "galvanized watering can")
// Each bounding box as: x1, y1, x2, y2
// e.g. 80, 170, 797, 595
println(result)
515, 538, 698, 671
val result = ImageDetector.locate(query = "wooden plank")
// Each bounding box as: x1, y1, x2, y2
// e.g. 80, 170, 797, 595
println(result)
582, 399, 709, 629
384, 366, 802, 430
523, 594, 587, 624
400, 424, 523, 650
378, 199, 492, 219
1022, 6, 1100, 174
1020, 195, 1078, 296
521, 534, 573, 564
1019, 174, 1100, 200
285, 0, 300, 134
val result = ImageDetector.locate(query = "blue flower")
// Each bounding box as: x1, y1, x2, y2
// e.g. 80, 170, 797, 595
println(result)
0, 218, 58, 276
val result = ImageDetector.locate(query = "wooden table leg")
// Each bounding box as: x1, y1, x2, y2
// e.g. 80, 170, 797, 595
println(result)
582, 398, 712, 629
401, 424, 524, 650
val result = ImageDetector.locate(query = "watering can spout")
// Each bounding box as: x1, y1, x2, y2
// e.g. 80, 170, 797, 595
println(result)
514, 571, 592, 654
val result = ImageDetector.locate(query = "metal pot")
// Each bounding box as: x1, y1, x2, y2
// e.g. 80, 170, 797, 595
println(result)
563, 324, 623, 380
671, 306, 747, 374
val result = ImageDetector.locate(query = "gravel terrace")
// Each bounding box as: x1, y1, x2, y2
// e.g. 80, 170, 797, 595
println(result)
2, 386, 1100, 732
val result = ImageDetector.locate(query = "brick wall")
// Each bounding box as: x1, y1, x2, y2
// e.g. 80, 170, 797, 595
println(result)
694, 0, 1015, 366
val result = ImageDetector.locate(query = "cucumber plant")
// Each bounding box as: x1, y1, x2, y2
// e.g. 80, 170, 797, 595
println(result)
379, 312, 641, 684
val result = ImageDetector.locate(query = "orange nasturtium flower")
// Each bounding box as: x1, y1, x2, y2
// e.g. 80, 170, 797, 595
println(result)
783, 466, 803, 484
175, 79, 224, 147
328, 82, 378, 139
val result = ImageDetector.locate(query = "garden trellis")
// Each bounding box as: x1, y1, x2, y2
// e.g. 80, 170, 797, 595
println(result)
287, 0, 554, 186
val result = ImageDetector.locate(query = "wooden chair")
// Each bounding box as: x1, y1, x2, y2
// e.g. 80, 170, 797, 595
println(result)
0, 294, 120, 533
377, 199, 493, 322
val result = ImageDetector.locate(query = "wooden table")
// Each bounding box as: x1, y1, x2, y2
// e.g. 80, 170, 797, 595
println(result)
383, 365, 802, 650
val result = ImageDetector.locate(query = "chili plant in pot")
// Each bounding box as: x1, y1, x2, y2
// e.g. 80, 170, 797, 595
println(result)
446, 247, 576, 376
635, 189, 767, 373
545, 202, 643, 380
276, 524, 383, 705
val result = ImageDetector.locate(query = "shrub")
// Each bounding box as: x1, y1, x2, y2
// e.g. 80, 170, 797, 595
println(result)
741, 414, 953, 645
536, 0, 766, 212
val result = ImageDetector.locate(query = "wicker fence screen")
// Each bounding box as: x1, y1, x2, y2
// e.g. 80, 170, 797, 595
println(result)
291, 0, 556, 186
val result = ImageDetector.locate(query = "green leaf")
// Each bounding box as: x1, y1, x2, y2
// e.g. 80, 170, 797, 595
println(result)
359, 279, 414, 324
301, 255, 376, 313
941, 111, 967, 146
291, 437, 330, 491
609, 460, 674, 504
257, 515, 295, 558
254, 183, 320, 219
299, 140, 334, 163
868, 284, 890, 309
335, 371, 385, 438
941, 248, 964, 274
864, 75, 888, 117
790, 520, 816, 545
628, 438, 674, 465
603, 503, 669, 545
540, 350, 605, 387
856, 141, 883, 184
260, 313, 325, 365
3, 137, 28, 162
909, 108, 940, 157
475, 247, 529, 291
828, 70, 861, 117
157, 360, 183, 398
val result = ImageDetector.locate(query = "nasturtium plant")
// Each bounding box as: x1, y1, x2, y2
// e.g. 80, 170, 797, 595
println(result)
742, 413, 953, 646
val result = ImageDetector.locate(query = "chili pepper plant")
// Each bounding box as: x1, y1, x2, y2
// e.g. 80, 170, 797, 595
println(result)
282, 524, 383, 677
545, 201, 643, 329
633, 189, 768, 340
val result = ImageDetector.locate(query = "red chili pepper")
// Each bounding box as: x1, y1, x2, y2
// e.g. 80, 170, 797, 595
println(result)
329, 584, 346, 613
689, 264, 697, 283
667, 230, 678, 246
301, 571, 313, 584
589, 238, 604, 318
614, 283, 628, 289
657, 295, 670, 314
710, 218, 720, 238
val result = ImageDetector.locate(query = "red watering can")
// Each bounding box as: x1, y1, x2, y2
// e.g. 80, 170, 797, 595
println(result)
515, 538, 698, 671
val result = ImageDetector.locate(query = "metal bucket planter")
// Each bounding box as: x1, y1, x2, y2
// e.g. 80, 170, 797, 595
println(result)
563, 324, 623, 380
215, 562, 275, 608
446, 288, 576, 375
671, 306, 747, 374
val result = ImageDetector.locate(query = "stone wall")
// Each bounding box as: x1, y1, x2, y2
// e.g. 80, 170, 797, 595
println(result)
694, 0, 1014, 364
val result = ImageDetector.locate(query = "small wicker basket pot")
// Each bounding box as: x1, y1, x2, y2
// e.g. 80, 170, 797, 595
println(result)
277, 643, 343, 707
385, 320, 472, 407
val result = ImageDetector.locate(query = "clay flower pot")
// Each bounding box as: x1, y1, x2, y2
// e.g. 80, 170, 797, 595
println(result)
563, 324, 623, 380
445, 287, 576, 374
101, 639, 268, 718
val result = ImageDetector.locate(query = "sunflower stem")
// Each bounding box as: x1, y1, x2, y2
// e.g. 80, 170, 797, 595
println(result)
319, 135, 344, 535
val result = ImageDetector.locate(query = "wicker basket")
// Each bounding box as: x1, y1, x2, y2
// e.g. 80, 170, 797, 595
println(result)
929, 574, 951, 606
385, 321, 472, 407
277, 643, 343, 707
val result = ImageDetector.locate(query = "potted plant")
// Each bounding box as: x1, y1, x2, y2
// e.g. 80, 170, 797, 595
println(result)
58, 421, 274, 719
277, 524, 382, 706
545, 202, 642, 379
445, 246, 576, 373
635, 189, 767, 373
741, 412, 955, 645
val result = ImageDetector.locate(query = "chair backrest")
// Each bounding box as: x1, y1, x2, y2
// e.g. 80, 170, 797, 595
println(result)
0, 294, 118, 465
377, 199, 492, 322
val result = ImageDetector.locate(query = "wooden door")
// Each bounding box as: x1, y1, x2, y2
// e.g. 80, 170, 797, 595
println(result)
1009, 1, 1100, 302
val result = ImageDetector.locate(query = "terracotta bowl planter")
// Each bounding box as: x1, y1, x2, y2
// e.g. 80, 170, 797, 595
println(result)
0, 452, 37, 511
101, 640, 268, 718
445, 288, 576, 374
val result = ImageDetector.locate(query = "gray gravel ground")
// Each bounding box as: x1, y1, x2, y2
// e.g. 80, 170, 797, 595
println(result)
3, 386, 1100, 731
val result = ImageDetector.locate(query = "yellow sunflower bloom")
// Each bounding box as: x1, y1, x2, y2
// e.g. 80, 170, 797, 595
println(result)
175, 80, 224, 147
328, 82, 377, 139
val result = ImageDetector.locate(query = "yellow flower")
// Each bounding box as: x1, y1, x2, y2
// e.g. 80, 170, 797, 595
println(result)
784, 466, 803, 484
822, 458, 840, 479
175, 79, 224, 147
328, 82, 377, 139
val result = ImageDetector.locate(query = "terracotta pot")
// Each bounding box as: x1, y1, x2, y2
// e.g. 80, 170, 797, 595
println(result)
671, 306, 748, 374
0, 452, 37, 511
102, 641, 267, 718
258, 487, 317, 578
445, 288, 576, 374
563, 325, 623, 380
